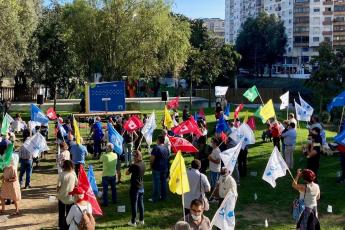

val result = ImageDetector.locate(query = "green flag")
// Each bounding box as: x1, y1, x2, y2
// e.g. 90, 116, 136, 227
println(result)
1, 114, 10, 135
0, 143, 14, 171
254, 106, 265, 123
243, 85, 259, 102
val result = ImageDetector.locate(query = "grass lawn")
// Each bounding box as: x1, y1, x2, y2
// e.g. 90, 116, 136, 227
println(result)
26, 107, 345, 229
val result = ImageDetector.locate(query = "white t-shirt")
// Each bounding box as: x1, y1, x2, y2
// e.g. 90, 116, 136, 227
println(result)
66, 203, 92, 230
209, 147, 221, 172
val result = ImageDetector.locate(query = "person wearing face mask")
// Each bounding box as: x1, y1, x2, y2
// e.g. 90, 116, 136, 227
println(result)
184, 199, 211, 230
305, 128, 322, 183
216, 167, 238, 207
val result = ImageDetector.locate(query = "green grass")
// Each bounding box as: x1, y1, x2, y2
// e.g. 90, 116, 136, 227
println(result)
14, 108, 345, 229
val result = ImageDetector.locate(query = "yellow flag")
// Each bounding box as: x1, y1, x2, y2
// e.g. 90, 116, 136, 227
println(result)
243, 110, 249, 123
73, 117, 81, 144
260, 99, 276, 122
164, 106, 174, 129
169, 151, 190, 195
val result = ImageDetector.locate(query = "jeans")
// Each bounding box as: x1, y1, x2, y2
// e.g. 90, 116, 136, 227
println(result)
58, 200, 72, 229
238, 149, 248, 177
19, 159, 33, 187
124, 143, 133, 166
130, 189, 144, 223
102, 176, 117, 205
152, 170, 168, 202
210, 171, 220, 190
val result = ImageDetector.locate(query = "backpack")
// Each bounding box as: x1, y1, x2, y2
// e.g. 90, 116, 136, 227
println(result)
75, 205, 95, 230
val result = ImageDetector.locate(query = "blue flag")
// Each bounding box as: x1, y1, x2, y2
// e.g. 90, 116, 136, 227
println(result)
31, 104, 49, 124
216, 116, 230, 134
224, 103, 231, 117
87, 164, 99, 196
334, 130, 345, 146
107, 123, 123, 155
327, 90, 345, 112
57, 122, 67, 137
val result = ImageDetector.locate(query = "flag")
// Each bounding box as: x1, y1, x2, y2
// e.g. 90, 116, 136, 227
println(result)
220, 142, 242, 174
294, 100, 311, 122
243, 85, 259, 102
78, 165, 102, 215
216, 116, 230, 134
0, 143, 14, 171
31, 104, 49, 124
87, 165, 99, 196
229, 123, 255, 149
1, 113, 11, 135
57, 122, 68, 137
168, 151, 190, 195
167, 96, 179, 109
220, 132, 228, 144
254, 106, 265, 123
46, 107, 57, 120
327, 90, 345, 112
172, 116, 202, 137
124, 115, 144, 132
262, 147, 289, 188
243, 110, 248, 123
73, 117, 81, 145
164, 106, 174, 129
334, 130, 345, 146
299, 93, 314, 116
215, 86, 228, 96
260, 99, 276, 123
247, 116, 256, 130
279, 91, 289, 110
168, 136, 198, 153
224, 104, 231, 117
210, 191, 237, 230
107, 123, 124, 155
141, 112, 157, 146
234, 104, 244, 119
23, 132, 49, 158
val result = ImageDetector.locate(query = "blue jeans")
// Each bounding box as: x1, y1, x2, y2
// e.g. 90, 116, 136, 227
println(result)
19, 159, 33, 187
124, 143, 133, 166
130, 189, 144, 223
210, 171, 219, 190
152, 170, 167, 202
102, 176, 117, 205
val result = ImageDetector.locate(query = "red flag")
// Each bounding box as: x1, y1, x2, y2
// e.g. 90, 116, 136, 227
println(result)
46, 107, 57, 120
234, 103, 244, 119
124, 116, 144, 132
167, 96, 179, 109
78, 165, 103, 216
172, 116, 202, 137
247, 116, 256, 130
220, 131, 228, 144
168, 136, 198, 153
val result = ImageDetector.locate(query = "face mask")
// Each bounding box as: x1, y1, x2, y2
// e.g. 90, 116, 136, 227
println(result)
191, 214, 201, 221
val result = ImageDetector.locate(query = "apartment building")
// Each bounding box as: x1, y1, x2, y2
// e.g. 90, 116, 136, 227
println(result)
202, 18, 225, 38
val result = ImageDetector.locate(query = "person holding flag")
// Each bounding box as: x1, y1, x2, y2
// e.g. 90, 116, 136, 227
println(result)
216, 167, 238, 207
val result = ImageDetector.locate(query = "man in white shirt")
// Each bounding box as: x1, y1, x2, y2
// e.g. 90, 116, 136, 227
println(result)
217, 167, 238, 206
208, 138, 221, 191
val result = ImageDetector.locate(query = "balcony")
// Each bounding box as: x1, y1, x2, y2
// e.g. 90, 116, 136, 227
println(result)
322, 31, 333, 35
323, 21, 333, 25
323, 11, 333, 15
323, 1, 333, 5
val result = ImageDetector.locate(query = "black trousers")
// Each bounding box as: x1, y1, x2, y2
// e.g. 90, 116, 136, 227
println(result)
238, 149, 248, 177
58, 200, 72, 230
273, 137, 281, 151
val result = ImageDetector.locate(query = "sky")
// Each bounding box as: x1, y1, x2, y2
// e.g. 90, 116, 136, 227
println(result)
172, 0, 225, 19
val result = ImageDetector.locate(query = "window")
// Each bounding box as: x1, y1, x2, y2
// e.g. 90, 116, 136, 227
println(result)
313, 8, 320, 12
325, 17, 332, 22
302, 47, 309, 52
294, 26, 309, 32
334, 25, 345, 31
326, 7, 332, 12
314, 0, 320, 2
294, 7, 309, 13
295, 0, 309, 2
294, 17, 309, 23
324, 37, 331, 42
294, 36, 309, 43
334, 16, 345, 22
335, 5, 345, 12
313, 37, 319, 42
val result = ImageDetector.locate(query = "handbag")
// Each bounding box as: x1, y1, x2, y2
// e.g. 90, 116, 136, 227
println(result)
292, 186, 306, 222
199, 174, 209, 211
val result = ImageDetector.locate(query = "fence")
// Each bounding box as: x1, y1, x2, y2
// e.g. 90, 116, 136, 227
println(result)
0, 86, 39, 102
195, 88, 284, 104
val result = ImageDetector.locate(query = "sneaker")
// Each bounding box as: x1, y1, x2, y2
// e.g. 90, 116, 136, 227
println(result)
128, 221, 137, 227
138, 220, 145, 225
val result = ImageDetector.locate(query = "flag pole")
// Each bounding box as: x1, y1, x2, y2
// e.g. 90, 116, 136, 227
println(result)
287, 103, 289, 120
338, 106, 345, 132
136, 135, 144, 151
180, 155, 186, 222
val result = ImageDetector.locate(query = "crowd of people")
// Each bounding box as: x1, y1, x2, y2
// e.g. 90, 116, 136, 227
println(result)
0, 99, 343, 230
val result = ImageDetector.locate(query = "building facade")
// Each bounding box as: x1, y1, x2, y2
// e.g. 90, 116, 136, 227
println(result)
202, 18, 225, 41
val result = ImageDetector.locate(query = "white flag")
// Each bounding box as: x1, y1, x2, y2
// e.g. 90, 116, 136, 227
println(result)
294, 100, 311, 122
220, 142, 242, 174
141, 111, 157, 146
215, 86, 228, 96
299, 93, 314, 116
211, 191, 237, 230
279, 91, 289, 110
262, 147, 289, 188
5, 113, 14, 123
229, 123, 255, 149
23, 132, 49, 158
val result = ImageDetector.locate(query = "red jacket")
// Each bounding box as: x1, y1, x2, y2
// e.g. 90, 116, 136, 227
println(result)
271, 124, 280, 138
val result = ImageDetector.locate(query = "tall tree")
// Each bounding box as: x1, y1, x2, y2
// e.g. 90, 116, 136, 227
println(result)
236, 13, 287, 77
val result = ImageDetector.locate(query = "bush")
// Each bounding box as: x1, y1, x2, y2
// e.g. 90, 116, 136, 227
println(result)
320, 111, 331, 124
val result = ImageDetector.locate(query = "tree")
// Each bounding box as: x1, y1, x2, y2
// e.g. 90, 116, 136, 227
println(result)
218, 44, 241, 87
236, 13, 287, 77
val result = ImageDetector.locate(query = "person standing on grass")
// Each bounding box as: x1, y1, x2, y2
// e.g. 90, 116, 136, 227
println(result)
216, 167, 237, 207
195, 136, 212, 174
183, 199, 211, 230
100, 143, 117, 206
90, 116, 104, 159
57, 142, 71, 174
281, 122, 297, 169
305, 128, 322, 183
126, 150, 145, 227
70, 137, 88, 176
149, 135, 170, 203
18, 144, 33, 189
208, 138, 221, 192
270, 119, 281, 151
57, 160, 78, 229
